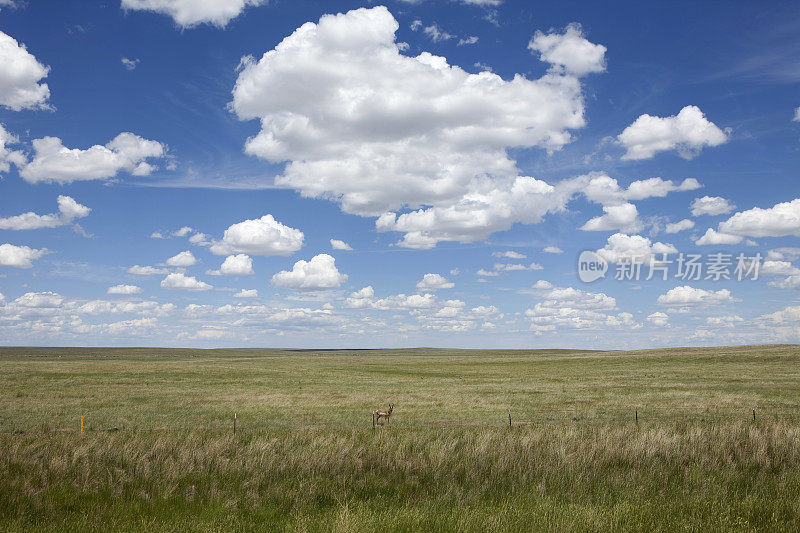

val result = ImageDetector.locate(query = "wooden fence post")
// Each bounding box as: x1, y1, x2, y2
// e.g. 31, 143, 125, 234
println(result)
508, 409, 512, 427
752, 408, 756, 422
635, 409, 638, 424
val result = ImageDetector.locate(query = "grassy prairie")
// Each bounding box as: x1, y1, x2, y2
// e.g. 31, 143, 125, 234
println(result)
0, 345, 799, 531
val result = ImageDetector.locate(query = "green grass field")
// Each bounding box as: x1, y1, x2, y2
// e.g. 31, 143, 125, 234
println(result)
1, 345, 799, 531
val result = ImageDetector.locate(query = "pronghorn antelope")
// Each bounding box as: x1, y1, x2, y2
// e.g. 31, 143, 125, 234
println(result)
374, 404, 393, 425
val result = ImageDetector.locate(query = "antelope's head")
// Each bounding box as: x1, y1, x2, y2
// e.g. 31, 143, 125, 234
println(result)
389, 404, 394, 413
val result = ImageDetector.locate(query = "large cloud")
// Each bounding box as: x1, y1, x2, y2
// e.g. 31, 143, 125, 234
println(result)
0, 30, 50, 111
209, 214, 304, 256
579, 174, 700, 233
695, 198, 800, 245
0, 243, 45, 268
231, 7, 606, 248
270, 254, 347, 291
717, 198, 800, 238
20, 132, 166, 184
618, 105, 728, 160
0, 196, 90, 230
121, 0, 265, 28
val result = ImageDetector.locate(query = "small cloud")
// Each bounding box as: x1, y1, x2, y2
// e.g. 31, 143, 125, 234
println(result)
458, 36, 479, 46
330, 239, 353, 251
166, 251, 196, 267
493, 250, 526, 259
423, 23, 454, 42
234, 289, 259, 299
108, 284, 142, 295
543, 246, 563, 254
206, 254, 253, 276
664, 219, 695, 234
160, 272, 212, 291
416, 273, 454, 291
173, 226, 193, 237
128, 265, 168, 276
121, 57, 140, 71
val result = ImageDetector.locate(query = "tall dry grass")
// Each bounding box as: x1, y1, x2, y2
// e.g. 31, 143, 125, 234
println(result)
2, 421, 800, 531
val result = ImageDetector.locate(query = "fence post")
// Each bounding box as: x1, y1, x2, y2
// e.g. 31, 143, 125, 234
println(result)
752, 408, 756, 422
80, 415, 84, 437
635, 409, 638, 424
234, 413, 237, 434
508, 409, 512, 427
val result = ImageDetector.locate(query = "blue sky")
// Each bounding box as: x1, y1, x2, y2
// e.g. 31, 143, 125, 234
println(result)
0, 0, 799, 348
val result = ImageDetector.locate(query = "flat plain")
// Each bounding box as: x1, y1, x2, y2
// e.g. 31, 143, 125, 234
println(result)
1, 345, 799, 531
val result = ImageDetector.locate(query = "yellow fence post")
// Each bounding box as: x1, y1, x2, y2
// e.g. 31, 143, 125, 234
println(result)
80, 415, 84, 437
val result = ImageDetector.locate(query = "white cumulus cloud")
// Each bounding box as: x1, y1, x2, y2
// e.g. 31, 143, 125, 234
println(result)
0, 243, 45, 268
121, 0, 266, 28
618, 105, 728, 160
580, 202, 641, 232
690, 196, 735, 216
108, 284, 143, 295
416, 273, 454, 291
19, 132, 166, 184
207, 254, 253, 276
209, 214, 303, 256
0, 196, 90, 230
160, 272, 212, 291
665, 219, 694, 234
695, 228, 742, 246
528, 23, 607, 76
233, 288, 258, 298
166, 250, 196, 267
330, 239, 352, 251
596, 233, 677, 264
127, 265, 169, 276
717, 198, 800, 238
230, 6, 605, 248
647, 312, 669, 327
0, 124, 25, 173
656, 286, 734, 306
270, 254, 347, 291
0, 30, 50, 110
